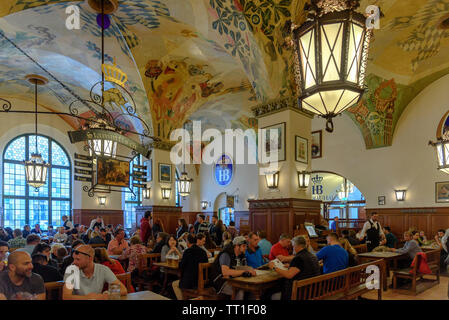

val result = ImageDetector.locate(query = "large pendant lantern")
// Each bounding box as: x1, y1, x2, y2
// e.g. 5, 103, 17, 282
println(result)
293, 0, 372, 132
177, 171, 193, 197
24, 75, 50, 190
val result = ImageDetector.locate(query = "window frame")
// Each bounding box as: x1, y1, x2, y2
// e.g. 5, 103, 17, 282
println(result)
2, 133, 72, 229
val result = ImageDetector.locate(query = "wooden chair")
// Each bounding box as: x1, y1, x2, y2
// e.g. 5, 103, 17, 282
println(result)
135, 253, 161, 291
116, 272, 134, 293
392, 249, 440, 295
181, 262, 217, 300
45, 281, 64, 300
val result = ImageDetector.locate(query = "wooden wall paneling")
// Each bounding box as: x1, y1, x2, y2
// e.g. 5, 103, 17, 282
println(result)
271, 210, 290, 244
252, 211, 270, 239
72, 209, 124, 228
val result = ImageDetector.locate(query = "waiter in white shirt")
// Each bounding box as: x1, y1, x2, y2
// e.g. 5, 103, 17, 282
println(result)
357, 212, 386, 252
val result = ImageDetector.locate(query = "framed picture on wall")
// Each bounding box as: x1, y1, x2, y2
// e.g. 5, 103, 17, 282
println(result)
158, 163, 172, 183
311, 130, 322, 158
261, 122, 286, 162
378, 196, 385, 205
295, 135, 308, 164
436, 181, 449, 202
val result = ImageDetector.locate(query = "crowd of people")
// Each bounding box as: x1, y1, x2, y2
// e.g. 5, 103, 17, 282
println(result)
0, 211, 448, 300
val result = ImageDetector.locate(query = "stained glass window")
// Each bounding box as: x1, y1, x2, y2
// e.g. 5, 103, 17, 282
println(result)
2, 134, 71, 230
123, 155, 142, 229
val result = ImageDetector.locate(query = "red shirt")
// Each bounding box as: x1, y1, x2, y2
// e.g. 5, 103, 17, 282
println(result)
269, 242, 289, 260
140, 217, 152, 244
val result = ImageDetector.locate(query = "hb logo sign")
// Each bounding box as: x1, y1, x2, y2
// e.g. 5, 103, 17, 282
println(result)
312, 185, 323, 195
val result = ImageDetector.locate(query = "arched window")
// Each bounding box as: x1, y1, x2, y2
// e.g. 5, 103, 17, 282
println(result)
175, 169, 180, 207
123, 155, 143, 229
2, 134, 72, 229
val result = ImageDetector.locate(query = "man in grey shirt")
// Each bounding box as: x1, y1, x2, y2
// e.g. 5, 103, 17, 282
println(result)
16, 234, 40, 256
389, 231, 422, 268
63, 245, 127, 300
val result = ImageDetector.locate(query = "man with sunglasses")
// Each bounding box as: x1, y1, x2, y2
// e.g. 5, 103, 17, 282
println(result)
62, 245, 127, 300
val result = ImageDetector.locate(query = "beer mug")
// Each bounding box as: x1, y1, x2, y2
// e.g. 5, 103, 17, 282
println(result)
108, 283, 121, 300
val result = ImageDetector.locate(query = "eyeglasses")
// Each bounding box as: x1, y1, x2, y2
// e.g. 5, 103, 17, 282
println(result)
73, 250, 91, 258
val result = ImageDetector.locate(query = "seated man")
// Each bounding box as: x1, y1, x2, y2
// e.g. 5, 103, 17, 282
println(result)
389, 231, 422, 268
196, 233, 212, 258
257, 230, 272, 256
268, 236, 321, 300
8, 229, 26, 249
316, 233, 348, 274
16, 234, 40, 256
63, 245, 127, 300
172, 234, 209, 300
0, 251, 45, 300
269, 234, 294, 263
107, 228, 129, 255
341, 229, 360, 246
210, 236, 256, 299
60, 240, 85, 275
32, 253, 63, 283
384, 227, 398, 248
245, 232, 264, 268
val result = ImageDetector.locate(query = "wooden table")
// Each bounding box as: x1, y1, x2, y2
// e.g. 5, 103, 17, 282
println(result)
121, 290, 171, 300
358, 251, 405, 291
226, 270, 283, 300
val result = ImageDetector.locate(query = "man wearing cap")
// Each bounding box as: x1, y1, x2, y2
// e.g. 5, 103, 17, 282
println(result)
62, 245, 127, 300
210, 236, 256, 299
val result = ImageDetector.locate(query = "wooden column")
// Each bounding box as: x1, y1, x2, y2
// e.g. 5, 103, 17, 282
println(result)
135, 205, 183, 235
248, 198, 322, 244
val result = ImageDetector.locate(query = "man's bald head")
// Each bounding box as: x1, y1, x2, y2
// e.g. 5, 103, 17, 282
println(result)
76, 245, 94, 257
8, 250, 30, 266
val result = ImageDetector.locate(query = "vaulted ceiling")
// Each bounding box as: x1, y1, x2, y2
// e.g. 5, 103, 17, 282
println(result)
0, 0, 449, 147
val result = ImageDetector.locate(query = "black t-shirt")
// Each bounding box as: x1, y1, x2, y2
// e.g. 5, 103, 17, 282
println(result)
179, 245, 209, 289
283, 249, 321, 300
0, 271, 45, 300
33, 263, 63, 283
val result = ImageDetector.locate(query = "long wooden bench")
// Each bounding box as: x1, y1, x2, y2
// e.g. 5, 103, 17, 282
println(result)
291, 259, 385, 300
392, 249, 440, 295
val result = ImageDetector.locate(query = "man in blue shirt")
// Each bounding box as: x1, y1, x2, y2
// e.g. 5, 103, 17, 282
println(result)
330, 217, 338, 232
257, 230, 272, 256
316, 232, 348, 274
245, 232, 264, 268
384, 227, 398, 248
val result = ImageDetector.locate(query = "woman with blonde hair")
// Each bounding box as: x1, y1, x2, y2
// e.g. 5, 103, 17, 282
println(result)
222, 231, 232, 248
339, 237, 358, 266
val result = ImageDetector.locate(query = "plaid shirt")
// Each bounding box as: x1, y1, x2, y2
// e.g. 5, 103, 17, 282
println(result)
8, 236, 26, 248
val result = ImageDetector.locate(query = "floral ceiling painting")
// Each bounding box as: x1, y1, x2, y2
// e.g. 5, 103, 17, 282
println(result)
0, 0, 449, 148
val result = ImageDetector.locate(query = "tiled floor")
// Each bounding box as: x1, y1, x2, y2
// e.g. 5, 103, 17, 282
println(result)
363, 275, 448, 300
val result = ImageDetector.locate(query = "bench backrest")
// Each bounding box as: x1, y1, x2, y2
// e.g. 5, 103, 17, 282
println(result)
424, 249, 440, 269
198, 262, 213, 291
291, 259, 384, 300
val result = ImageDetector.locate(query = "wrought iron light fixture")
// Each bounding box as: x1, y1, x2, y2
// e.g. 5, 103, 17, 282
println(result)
201, 200, 208, 210
265, 171, 280, 189
161, 187, 171, 200
293, 0, 372, 132
298, 171, 311, 189
429, 138, 449, 174
24, 75, 50, 191
395, 190, 406, 201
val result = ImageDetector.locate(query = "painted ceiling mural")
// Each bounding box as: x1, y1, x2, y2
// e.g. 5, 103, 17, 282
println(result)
0, 0, 448, 148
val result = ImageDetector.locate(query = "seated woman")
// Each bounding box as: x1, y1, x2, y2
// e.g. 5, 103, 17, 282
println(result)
151, 232, 169, 254
417, 231, 427, 246
222, 231, 232, 248
31, 243, 59, 270
161, 235, 183, 262
339, 237, 358, 267
89, 231, 106, 245
389, 231, 422, 268
203, 231, 217, 250
119, 235, 148, 274
94, 247, 125, 274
